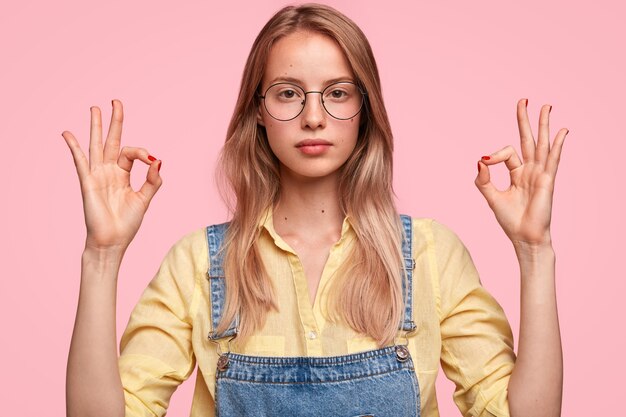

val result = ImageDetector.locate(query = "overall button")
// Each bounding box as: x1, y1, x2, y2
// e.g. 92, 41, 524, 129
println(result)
307, 331, 317, 340
395, 345, 410, 362
217, 354, 230, 371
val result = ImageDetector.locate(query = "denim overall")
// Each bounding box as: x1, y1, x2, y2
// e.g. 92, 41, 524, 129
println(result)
206, 215, 420, 417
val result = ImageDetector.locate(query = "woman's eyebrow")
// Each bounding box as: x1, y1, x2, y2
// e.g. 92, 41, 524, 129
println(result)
267, 76, 355, 86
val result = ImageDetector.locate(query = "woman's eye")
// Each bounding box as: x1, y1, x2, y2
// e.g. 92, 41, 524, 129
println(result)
329, 89, 347, 99
279, 89, 298, 99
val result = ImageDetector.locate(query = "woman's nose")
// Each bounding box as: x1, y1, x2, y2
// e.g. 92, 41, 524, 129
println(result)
300, 92, 326, 129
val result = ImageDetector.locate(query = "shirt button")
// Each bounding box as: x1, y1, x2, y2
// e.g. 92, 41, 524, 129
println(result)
307, 331, 317, 340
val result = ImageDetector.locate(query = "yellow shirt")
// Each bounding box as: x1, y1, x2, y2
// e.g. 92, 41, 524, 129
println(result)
119, 209, 515, 417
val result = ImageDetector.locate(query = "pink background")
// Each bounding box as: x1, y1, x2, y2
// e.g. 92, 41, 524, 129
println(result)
1, 0, 624, 415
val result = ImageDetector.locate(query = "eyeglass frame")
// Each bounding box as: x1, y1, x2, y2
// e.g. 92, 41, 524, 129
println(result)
257, 81, 368, 122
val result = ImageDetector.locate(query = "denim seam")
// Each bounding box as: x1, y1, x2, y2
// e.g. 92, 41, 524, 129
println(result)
400, 214, 416, 332
407, 365, 421, 416
218, 366, 417, 384
223, 346, 399, 365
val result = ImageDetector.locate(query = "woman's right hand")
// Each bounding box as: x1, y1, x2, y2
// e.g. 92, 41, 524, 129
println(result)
62, 99, 162, 253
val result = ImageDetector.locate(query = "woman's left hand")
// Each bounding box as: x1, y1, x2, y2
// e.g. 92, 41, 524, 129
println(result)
475, 99, 568, 249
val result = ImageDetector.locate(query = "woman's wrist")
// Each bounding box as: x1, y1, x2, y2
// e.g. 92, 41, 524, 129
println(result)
81, 245, 126, 279
83, 243, 126, 260
512, 239, 555, 261
513, 241, 556, 287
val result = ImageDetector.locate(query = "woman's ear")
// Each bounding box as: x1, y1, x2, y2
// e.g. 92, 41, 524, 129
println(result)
257, 104, 265, 127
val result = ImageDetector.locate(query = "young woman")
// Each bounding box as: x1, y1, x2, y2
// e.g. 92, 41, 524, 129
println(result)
64, 4, 565, 417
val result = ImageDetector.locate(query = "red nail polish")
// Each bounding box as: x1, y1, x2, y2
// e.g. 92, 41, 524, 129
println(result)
148, 155, 156, 162
525, 99, 528, 107
158, 161, 162, 172
477, 161, 481, 173
481, 156, 491, 160
549, 105, 552, 113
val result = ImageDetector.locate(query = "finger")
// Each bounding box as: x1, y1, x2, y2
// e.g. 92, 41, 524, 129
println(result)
545, 128, 568, 178
138, 158, 163, 206
517, 98, 535, 163
89, 106, 104, 167
475, 160, 500, 208
117, 146, 152, 173
103, 99, 124, 163
535, 104, 552, 167
481, 145, 523, 171
480, 145, 524, 186
61, 130, 90, 181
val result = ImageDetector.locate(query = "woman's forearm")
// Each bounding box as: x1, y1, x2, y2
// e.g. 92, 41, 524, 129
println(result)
66, 247, 126, 417
508, 243, 563, 417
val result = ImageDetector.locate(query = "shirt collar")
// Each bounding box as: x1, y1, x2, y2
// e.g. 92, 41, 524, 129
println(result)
258, 206, 355, 251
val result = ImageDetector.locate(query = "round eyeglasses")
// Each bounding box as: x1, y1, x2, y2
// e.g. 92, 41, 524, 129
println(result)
259, 81, 366, 121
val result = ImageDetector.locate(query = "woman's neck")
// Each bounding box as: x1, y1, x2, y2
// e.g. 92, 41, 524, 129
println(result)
272, 172, 345, 240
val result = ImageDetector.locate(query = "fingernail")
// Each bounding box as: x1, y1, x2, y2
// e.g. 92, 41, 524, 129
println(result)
148, 155, 157, 162
549, 105, 552, 113
477, 161, 481, 173
481, 155, 491, 160
525, 99, 528, 107
158, 161, 162, 172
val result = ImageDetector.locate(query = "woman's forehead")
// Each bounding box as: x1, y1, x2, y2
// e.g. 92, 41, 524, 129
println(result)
263, 31, 354, 88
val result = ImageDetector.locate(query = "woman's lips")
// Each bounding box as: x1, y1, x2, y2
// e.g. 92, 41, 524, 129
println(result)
296, 139, 332, 156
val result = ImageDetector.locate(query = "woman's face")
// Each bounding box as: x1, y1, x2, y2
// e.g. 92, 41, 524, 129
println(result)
258, 31, 361, 183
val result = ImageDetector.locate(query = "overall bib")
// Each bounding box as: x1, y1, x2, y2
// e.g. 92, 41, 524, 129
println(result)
206, 215, 420, 417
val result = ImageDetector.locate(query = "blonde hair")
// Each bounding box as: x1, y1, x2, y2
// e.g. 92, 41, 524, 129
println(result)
216, 3, 406, 347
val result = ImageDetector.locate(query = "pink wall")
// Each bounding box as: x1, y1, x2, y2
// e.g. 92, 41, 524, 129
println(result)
2, 0, 623, 415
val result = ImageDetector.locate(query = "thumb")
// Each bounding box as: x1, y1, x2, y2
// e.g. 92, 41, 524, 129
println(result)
138, 159, 163, 205
474, 160, 498, 206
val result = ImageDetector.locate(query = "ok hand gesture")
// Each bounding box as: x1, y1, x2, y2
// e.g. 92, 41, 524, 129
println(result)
62, 100, 162, 253
475, 99, 568, 249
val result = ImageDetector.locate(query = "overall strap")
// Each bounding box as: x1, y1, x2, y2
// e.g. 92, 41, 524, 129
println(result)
399, 214, 417, 332
206, 215, 416, 339
206, 222, 238, 340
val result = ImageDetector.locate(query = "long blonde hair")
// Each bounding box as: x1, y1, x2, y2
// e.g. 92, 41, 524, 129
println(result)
216, 3, 406, 347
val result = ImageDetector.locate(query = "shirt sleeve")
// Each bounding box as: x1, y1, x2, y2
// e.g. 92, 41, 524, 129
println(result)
118, 229, 204, 417
432, 220, 516, 417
